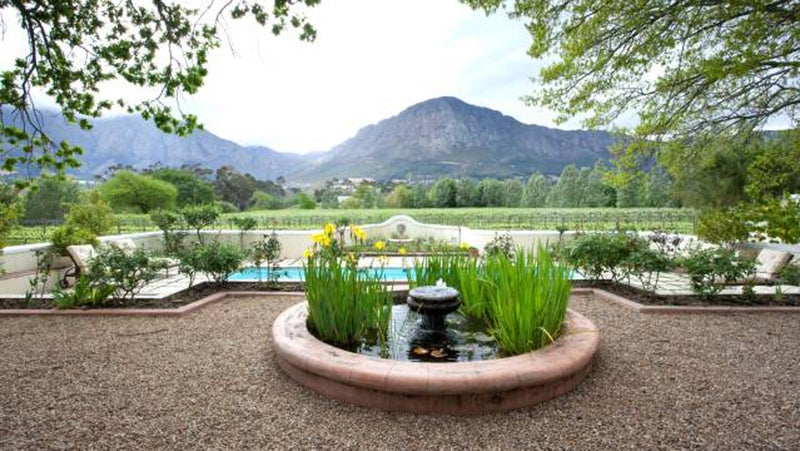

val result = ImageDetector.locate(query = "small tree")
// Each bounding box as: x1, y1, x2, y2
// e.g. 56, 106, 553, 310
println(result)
99, 171, 178, 213
252, 232, 283, 284
181, 204, 220, 244
196, 241, 245, 286
231, 216, 258, 251
150, 209, 186, 256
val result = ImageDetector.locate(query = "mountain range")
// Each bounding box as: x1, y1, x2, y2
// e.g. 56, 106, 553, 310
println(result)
3, 97, 621, 183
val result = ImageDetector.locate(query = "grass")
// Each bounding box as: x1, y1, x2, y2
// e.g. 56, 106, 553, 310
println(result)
408, 247, 573, 355
9, 207, 697, 245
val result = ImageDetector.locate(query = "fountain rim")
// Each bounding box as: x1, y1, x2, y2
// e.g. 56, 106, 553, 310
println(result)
272, 301, 600, 397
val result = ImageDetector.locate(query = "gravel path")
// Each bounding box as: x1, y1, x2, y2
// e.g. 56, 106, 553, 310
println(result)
1, 295, 799, 450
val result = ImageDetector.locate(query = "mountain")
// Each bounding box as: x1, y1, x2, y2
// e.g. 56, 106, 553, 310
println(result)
296, 97, 620, 181
1, 108, 307, 180
2, 97, 621, 183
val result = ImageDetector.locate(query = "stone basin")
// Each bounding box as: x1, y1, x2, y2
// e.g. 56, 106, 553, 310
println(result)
272, 301, 600, 414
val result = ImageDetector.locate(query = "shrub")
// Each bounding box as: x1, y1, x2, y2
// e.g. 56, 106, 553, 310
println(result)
777, 263, 800, 286
215, 201, 239, 213
150, 209, 186, 256
195, 241, 245, 285
66, 191, 115, 235
88, 247, 163, 301
304, 222, 391, 347
177, 244, 205, 288
565, 232, 636, 283
252, 231, 282, 283
620, 247, 672, 291
181, 204, 220, 244
680, 247, 756, 299
696, 208, 749, 248
50, 224, 99, 256
25, 248, 56, 302
484, 233, 514, 258
52, 276, 116, 309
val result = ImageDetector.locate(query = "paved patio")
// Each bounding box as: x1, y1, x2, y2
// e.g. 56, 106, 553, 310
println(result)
1, 294, 798, 450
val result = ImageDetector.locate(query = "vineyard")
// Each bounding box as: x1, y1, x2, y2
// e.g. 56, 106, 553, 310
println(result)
8, 207, 698, 246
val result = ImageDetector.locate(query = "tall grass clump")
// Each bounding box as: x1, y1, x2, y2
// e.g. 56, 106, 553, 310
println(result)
304, 223, 392, 348
485, 248, 572, 355
406, 251, 468, 290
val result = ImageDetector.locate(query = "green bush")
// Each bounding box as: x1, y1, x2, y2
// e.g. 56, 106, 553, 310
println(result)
195, 241, 245, 285
777, 262, 800, 286
150, 209, 186, 256
483, 233, 514, 258
52, 276, 116, 309
49, 224, 99, 256
181, 204, 220, 244
88, 247, 163, 301
252, 231, 283, 283
177, 244, 205, 288
215, 201, 239, 213
620, 247, 672, 291
65, 191, 115, 235
565, 232, 636, 283
696, 208, 749, 248
680, 247, 756, 298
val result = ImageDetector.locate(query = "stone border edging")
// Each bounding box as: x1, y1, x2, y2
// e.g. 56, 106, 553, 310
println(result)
574, 287, 800, 314
272, 301, 600, 414
0, 291, 306, 317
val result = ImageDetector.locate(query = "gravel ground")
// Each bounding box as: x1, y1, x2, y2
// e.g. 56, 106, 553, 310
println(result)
1, 295, 799, 451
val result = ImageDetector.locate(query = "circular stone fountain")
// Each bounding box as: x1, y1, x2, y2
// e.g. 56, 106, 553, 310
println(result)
407, 284, 461, 330
272, 294, 600, 414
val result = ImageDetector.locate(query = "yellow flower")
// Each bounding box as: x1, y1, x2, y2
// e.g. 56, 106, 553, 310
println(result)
321, 235, 331, 247
324, 222, 336, 237
312, 232, 325, 244
398, 247, 407, 255
303, 248, 314, 259
374, 240, 386, 251
460, 242, 470, 250
347, 252, 357, 264
352, 226, 366, 241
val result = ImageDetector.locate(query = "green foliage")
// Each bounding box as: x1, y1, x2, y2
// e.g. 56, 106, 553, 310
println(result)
485, 249, 571, 355
66, 191, 115, 236
484, 233, 515, 259
177, 245, 205, 288
777, 263, 800, 286
2, 1, 318, 178
215, 201, 239, 213
743, 195, 800, 244
23, 175, 80, 221
296, 192, 317, 209
99, 171, 178, 213
385, 185, 413, 208
0, 183, 23, 248
465, 0, 800, 140
49, 225, 99, 256
88, 247, 163, 301
251, 191, 284, 210
407, 253, 470, 289
681, 247, 756, 299
566, 232, 668, 287
252, 232, 283, 283
149, 209, 186, 256
181, 204, 220, 244
25, 248, 56, 302
150, 168, 216, 207
696, 208, 750, 248
194, 241, 246, 286
304, 223, 392, 347
52, 276, 116, 309
214, 166, 257, 211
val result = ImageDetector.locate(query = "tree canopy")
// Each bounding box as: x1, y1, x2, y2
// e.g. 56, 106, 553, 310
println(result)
466, 0, 800, 140
0, 0, 319, 179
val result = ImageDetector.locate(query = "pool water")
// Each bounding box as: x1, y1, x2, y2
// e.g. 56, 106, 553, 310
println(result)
228, 266, 412, 281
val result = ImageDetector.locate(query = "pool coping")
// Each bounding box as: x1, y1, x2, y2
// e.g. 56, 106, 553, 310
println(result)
1, 287, 798, 317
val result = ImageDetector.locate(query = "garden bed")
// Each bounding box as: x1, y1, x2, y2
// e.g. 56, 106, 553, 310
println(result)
0, 281, 305, 310
573, 280, 800, 307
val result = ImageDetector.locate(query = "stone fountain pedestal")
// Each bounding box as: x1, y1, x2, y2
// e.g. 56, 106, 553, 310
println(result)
406, 285, 461, 331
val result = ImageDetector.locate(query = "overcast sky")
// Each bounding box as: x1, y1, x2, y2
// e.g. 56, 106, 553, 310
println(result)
3, 0, 577, 154
185, 0, 569, 153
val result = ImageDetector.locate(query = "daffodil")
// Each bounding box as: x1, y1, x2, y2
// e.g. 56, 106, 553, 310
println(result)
374, 240, 386, 251
324, 222, 336, 236
460, 242, 470, 250
312, 232, 325, 244
352, 226, 366, 241
398, 247, 407, 255
303, 248, 314, 259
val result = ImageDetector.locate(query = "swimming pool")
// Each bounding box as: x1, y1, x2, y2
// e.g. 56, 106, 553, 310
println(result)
228, 266, 413, 282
